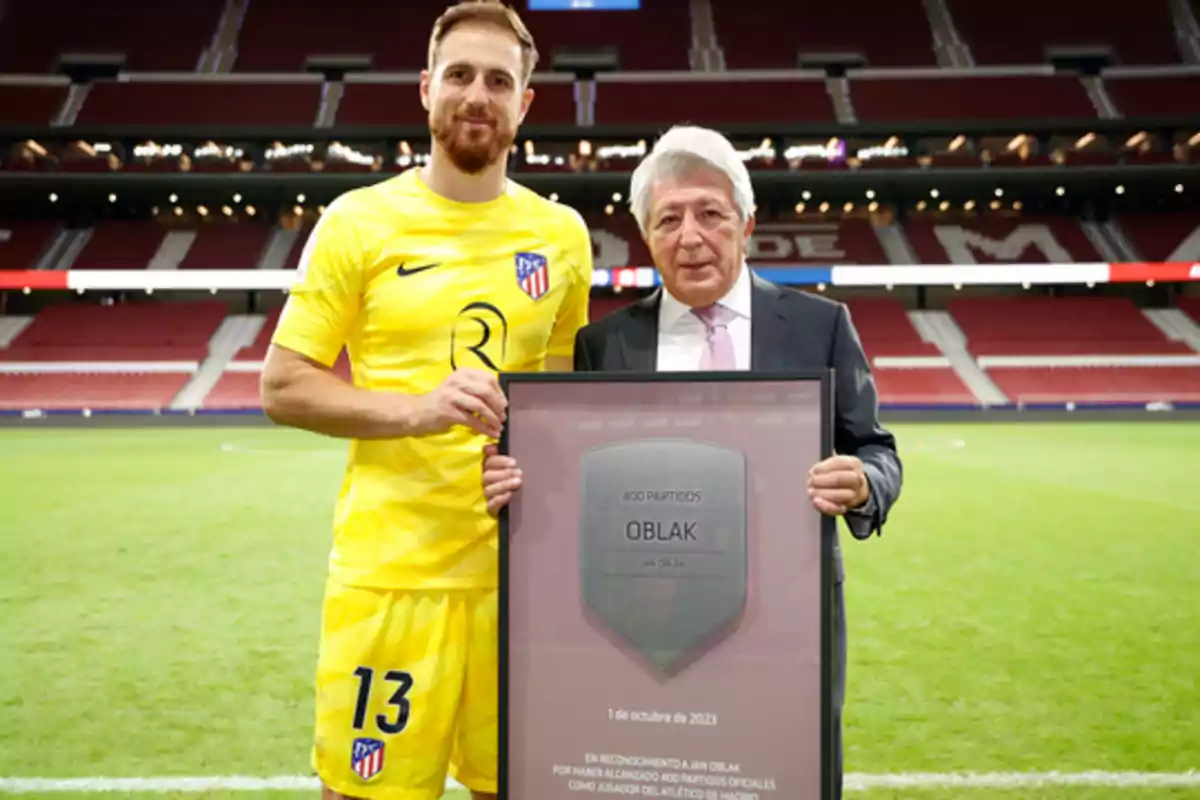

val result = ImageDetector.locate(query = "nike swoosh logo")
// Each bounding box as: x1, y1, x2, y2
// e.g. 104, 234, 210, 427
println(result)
397, 262, 440, 276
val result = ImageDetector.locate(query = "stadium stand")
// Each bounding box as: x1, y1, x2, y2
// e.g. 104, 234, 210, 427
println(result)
0, 301, 228, 361
903, 217, 1103, 264
69, 221, 166, 272
592, 76, 836, 126
710, 0, 938, 68
0, 221, 60, 270
944, 0, 1182, 66
74, 80, 324, 128
1, 0, 1198, 415
0, 84, 68, 125
945, 296, 1193, 355
848, 75, 1098, 123
0, 0, 223, 73
1115, 213, 1200, 262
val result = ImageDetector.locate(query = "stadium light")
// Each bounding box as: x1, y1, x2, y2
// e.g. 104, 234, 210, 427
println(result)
868, 201, 879, 213
549, 193, 559, 202
297, 193, 306, 204
819, 201, 830, 213
865, 189, 875, 199
930, 188, 940, 198
49, 192, 57, 203
843, 202, 854, 213
802, 190, 812, 201
612, 192, 622, 202
964, 200, 976, 211
795, 202, 806, 213
1176, 184, 1184, 194
604, 204, 614, 215
917, 200, 928, 211
995, 188, 1004, 197
233, 193, 243, 203
1116, 185, 1125, 194
108, 193, 117, 203
169, 193, 178, 203
1056, 186, 1066, 196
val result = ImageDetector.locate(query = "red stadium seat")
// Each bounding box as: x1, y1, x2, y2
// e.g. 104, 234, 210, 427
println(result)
69, 221, 165, 271
1178, 297, 1200, 327
849, 75, 1097, 122
1116, 213, 1200, 262
904, 217, 1101, 264
177, 222, 273, 271
946, 0, 1180, 66
710, 0, 937, 68
0, 0, 223, 73
593, 77, 836, 126
946, 296, 1193, 356
0, 85, 67, 125
872, 368, 978, 405
844, 298, 942, 357
1104, 75, 1200, 118
76, 81, 323, 128
0, 220, 60, 270
0, 373, 192, 410
985, 366, 1200, 404
4, 301, 228, 361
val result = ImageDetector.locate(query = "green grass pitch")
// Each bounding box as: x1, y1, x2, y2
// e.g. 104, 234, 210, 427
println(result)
1, 421, 1197, 799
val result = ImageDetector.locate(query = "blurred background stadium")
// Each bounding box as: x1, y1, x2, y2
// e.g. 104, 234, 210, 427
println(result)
0, 0, 1197, 797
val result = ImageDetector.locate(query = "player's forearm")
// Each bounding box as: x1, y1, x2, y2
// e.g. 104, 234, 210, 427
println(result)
261, 362, 421, 440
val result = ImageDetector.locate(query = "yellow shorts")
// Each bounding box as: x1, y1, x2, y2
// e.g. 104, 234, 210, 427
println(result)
311, 577, 498, 799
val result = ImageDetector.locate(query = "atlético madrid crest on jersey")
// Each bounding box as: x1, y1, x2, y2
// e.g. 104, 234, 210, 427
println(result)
351, 737, 385, 781
515, 251, 550, 300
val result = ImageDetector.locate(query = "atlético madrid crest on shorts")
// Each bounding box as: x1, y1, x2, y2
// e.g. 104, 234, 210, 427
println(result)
351, 737, 385, 781
515, 251, 549, 300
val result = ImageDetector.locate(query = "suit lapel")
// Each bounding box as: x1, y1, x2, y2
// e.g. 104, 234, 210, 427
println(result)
617, 291, 659, 371
749, 273, 791, 371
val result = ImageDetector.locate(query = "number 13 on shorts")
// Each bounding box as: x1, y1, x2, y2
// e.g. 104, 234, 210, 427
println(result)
354, 667, 414, 735
312, 585, 500, 797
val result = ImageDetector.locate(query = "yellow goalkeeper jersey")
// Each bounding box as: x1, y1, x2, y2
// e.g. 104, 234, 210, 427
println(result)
271, 168, 593, 589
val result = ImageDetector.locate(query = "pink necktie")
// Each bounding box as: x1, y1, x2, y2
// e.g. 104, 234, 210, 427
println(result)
692, 304, 736, 370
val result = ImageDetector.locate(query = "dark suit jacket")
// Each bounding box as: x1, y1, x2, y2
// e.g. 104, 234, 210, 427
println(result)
573, 272, 903, 549
570, 271, 900, 797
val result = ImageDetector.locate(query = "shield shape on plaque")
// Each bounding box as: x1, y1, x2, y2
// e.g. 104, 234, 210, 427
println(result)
579, 437, 748, 678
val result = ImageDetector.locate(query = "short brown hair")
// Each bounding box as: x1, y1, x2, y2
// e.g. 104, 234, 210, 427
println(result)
428, 0, 539, 86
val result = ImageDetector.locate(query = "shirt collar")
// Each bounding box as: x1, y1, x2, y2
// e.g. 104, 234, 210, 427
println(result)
659, 263, 752, 331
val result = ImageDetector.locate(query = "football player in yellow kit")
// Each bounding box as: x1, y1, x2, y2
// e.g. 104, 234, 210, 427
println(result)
260, 2, 592, 798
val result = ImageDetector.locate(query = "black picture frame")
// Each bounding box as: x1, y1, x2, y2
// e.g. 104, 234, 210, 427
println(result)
496, 368, 836, 800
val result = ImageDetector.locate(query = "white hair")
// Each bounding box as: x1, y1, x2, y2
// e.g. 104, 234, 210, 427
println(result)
628, 125, 755, 236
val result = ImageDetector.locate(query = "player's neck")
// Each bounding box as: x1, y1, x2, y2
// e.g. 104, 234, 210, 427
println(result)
420, 149, 508, 204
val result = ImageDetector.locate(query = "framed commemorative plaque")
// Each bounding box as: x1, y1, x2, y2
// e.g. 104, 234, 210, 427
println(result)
498, 371, 836, 800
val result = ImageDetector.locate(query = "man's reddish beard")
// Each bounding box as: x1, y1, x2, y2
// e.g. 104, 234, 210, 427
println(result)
430, 103, 515, 175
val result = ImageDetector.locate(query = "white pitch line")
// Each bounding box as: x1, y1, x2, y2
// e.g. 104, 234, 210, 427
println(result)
1, 772, 1197, 793
846, 771, 1200, 789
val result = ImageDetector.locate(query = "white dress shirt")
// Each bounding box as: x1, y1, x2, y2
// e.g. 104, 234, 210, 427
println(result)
656, 264, 753, 372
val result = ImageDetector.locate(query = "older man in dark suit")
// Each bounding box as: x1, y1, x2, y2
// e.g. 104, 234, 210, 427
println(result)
483, 125, 902, 798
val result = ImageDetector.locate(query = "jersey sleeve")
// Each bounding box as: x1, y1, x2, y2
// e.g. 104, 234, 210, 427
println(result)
271, 198, 364, 368
546, 207, 594, 359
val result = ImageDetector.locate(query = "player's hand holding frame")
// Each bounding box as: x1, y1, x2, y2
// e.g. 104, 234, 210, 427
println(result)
408, 367, 508, 439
